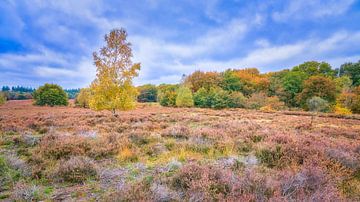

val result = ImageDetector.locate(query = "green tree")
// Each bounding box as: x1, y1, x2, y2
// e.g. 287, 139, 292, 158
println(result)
281, 71, 308, 107
75, 88, 91, 108
137, 84, 157, 102
297, 76, 337, 108
89, 28, 141, 114
339, 61, 360, 86
334, 76, 352, 93
175, 86, 194, 107
220, 69, 242, 92
292, 61, 336, 77
33, 83, 68, 106
193, 87, 209, 108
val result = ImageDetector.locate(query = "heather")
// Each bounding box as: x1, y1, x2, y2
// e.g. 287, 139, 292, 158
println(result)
0, 100, 359, 201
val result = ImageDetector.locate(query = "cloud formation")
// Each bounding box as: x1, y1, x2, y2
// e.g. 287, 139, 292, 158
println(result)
0, 0, 359, 88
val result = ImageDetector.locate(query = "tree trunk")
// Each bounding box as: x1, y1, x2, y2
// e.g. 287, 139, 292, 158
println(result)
112, 108, 118, 117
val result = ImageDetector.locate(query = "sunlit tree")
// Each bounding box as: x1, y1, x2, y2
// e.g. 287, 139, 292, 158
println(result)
89, 28, 141, 114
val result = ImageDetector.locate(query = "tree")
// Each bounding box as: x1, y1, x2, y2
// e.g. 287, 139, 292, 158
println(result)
193, 87, 229, 109
220, 69, 242, 92
185, 70, 221, 92
175, 86, 194, 107
137, 84, 157, 102
89, 28, 141, 114
75, 88, 91, 108
297, 76, 337, 108
0, 92, 6, 105
292, 61, 336, 77
339, 61, 360, 86
158, 84, 178, 107
33, 83, 68, 106
281, 71, 307, 107
334, 76, 352, 93
1, 86, 10, 92
307, 97, 330, 112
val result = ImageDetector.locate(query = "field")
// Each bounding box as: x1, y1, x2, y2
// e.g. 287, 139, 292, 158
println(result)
0, 100, 360, 201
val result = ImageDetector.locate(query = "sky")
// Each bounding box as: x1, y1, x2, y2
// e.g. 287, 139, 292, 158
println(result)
1, 0, 360, 88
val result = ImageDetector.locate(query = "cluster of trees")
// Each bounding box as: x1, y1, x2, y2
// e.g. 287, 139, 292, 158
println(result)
1, 86, 35, 100
155, 61, 360, 114
0, 85, 79, 101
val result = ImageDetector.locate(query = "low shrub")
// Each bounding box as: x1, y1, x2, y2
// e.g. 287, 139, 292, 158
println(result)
256, 146, 284, 168
36, 133, 92, 160
11, 182, 40, 201
334, 104, 352, 115
246, 93, 285, 110
161, 124, 190, 139
307, 96, 330, 112
55, 156, 98, 183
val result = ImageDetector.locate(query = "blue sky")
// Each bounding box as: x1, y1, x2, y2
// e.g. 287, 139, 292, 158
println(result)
1, 0, 360, 88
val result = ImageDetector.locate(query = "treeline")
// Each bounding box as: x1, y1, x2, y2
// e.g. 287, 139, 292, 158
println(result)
135, 61, 360, 114
0, 85, 80, 101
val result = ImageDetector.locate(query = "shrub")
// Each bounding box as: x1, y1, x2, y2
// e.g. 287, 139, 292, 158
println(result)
75, 88, 91, 108
0, 92, 6, 105
194, 87, 230, 109
33, 83, 68, 106
55, 156, 98, 183
193, 87, 209, 108
158, 84, 178, 107
256, 146, 284, 168
246, 92, 268, 109
12, 182, 40, 201
176, 86, 194, 107
227, 91, 246, 108
334, 104, 352, 115
307, 97, 330, 112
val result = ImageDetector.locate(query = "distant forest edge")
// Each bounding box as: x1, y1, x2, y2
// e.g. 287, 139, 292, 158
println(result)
0, 86, 80, 100
1, 60, 360, 114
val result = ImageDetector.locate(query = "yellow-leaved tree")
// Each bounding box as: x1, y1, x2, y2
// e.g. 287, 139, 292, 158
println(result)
89, 28, 141, 114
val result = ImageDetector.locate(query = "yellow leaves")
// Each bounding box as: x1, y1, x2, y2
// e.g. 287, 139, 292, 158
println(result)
89, 28, 140, 113
334, 103, 352, 115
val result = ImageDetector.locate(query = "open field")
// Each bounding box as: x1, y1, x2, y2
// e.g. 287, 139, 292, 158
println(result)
0, 100, 360, 201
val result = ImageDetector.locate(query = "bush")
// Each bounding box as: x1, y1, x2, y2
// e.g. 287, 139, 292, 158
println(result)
193, 87, 209, 108
334, 104, 352, 115
246, 93, 285, 110
246, 92, 268, 109
158, 84, 178, 107
227, 91, 246, 108
194, 87, 230, 109
0, 92, 6, 105
307, 97, 330, 112
33, 83, 68, 106
297, 76, 337, 108
55, 156, 98, 183
75, 88, 91, 108
176, 86, 194, 107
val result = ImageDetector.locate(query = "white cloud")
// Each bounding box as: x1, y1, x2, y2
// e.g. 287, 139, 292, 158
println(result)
272, 0, 355, 22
